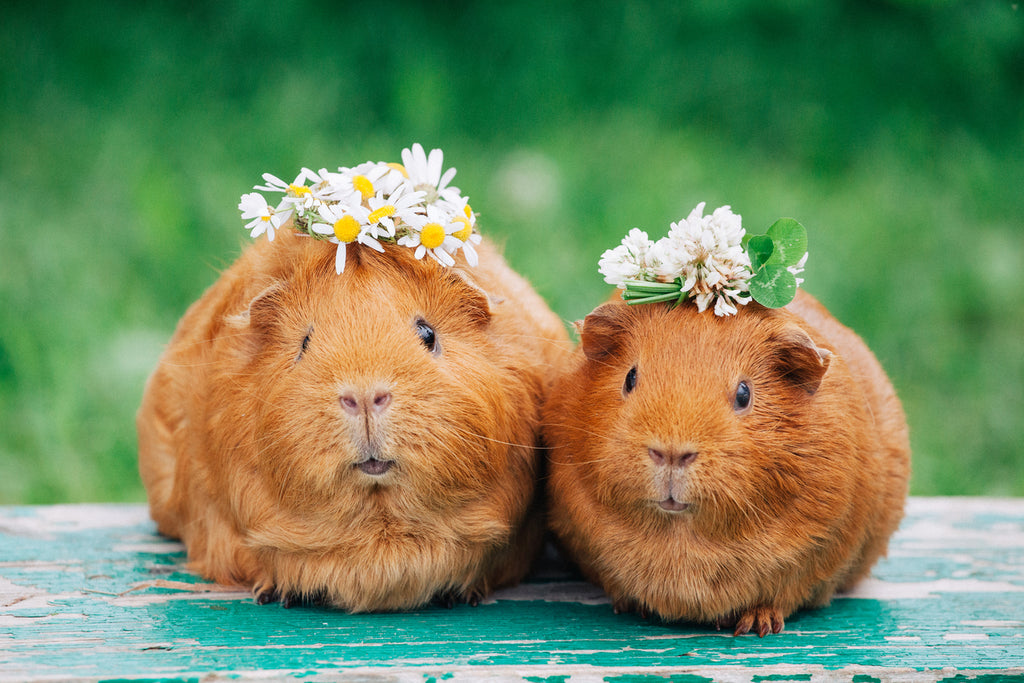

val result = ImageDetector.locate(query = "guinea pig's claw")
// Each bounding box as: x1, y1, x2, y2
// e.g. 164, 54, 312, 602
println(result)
732, 606, 785, 637
612, 598, 633, 615
433, 589, 485, 609
254, 586, 280, 606
432, 591, 459, 609
280, 589, 328, 609
254, 584, 328, 609
612, 598, 650, 619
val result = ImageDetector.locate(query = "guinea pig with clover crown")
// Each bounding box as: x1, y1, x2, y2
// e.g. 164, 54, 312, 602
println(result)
543, 204, 910, 636
137, 145, 571, 610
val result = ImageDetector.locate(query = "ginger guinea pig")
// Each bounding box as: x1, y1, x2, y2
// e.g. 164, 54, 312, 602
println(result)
543, 290, 910, 635
137, 228, 570, 610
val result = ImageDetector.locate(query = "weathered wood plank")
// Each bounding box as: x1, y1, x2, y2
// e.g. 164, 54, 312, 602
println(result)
1, 498, 1022, 681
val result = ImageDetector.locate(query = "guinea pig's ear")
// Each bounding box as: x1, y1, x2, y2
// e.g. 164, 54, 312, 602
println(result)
773, 326, 833, 394
447, 270, 493, 327
580, 302, 632, 360
236, 282, 288, 331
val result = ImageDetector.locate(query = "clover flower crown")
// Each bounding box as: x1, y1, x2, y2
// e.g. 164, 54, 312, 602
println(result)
598, 202, 808, 317
239, 144, 481, 274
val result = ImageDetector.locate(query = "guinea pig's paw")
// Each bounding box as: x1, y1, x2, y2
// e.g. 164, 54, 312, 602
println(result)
431, 591, 460, 609
253, 582, 328, 609
253, 581, 280, 606
612, 597, 650, 619
732, 605, 785, 637
432, 588, 485, 609
463, 589, 484, 608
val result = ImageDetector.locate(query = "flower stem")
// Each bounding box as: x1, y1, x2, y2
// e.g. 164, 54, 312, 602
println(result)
622, 279, 682, 293
623, 291, 682, 306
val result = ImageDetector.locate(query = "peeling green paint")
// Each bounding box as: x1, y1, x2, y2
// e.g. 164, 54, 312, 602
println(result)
604, 675, 714, 683
2, 500, 1023, 681
938, 676, 1024, 683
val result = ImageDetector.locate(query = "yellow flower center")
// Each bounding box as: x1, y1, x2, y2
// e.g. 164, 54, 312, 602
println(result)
452, 217, 472, 242
420, 223, 446, 249
464, 204, 473, 219
261, 215, 271, 222
333, 215, 361, 243
387, 162, 408, 178
367, 205, 396, 224
352, 175, 374, 199
288, 184, 311, 196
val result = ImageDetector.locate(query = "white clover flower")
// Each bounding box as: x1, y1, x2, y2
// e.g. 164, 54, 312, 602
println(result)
788, 251, 808, 288
401, 143, 461, 205
600, 203, 807, 316
239, 192, 285, 241
311, 202, 380, 274
653, 202, 753, 316
366, 184, 427, 239
598, 228, 657, 287
399, 204, 464, 267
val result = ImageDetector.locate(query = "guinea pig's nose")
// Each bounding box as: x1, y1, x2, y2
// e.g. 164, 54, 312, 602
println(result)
648, 447, 698, 468
339, 387, 393, 416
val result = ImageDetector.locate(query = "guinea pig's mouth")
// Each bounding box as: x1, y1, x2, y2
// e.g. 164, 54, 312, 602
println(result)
657, 497, 691, 513
355, 458, 394, 476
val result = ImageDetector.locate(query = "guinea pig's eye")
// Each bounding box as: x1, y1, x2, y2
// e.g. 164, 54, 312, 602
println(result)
623, 365, 638, 395
295, 326, 313, 363
733, 380, 752, 412
415, 318, 439, 354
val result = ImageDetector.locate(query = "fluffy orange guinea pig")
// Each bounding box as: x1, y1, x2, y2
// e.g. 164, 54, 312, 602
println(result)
543, 291, 910, 636
137, 229, 570, 610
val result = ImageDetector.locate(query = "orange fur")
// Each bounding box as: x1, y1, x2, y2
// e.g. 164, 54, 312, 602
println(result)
543, 290, 910, 635
137, 230, 571, 610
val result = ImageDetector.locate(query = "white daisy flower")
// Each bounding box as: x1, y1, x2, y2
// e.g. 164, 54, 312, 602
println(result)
598, 228, 657, 287
438, 194, 476, 228
254, 170, 316, 201
401, 143, 461, 204
298, 167, 346, 209
365, 185, 426, 239
238, 192, 286, 241
438, 198, 481, 265
330, 161, 405, 203
399, 204, 463, 266
253, 169, 320, 226
240, 146, 483, 273
311, 202, 380, 273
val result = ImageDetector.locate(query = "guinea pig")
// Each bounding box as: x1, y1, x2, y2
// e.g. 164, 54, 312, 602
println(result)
543, 290, 910, 636
137, 228, 571, 610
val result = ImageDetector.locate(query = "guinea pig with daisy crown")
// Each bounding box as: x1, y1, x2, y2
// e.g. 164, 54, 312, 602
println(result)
137, 146, 572, 610
543, 206, 910, 636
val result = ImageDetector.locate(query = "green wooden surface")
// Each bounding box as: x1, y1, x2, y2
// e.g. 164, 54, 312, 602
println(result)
1, 498, 1022, 682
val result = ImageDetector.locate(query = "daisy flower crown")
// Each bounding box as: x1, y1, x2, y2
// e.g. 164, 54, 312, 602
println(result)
239, 143, 481, 274
598, 202, 808, 317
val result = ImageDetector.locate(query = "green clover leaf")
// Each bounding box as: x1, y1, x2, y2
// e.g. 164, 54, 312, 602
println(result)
748, 265, 797, 308
746, 234, 775, 272
745, 218, 806, 309
765, 218, 807, 267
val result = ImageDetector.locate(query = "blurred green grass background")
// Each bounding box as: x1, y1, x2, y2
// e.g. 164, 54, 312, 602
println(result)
1, 0, 1022, 503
